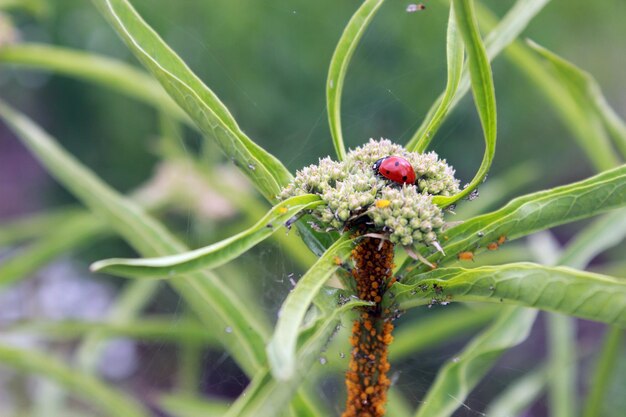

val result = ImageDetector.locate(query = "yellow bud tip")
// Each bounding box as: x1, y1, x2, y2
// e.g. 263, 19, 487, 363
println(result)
375, 199, 391, 209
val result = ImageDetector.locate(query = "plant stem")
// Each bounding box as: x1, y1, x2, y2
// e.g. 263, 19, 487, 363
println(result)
343, 236, 395, 417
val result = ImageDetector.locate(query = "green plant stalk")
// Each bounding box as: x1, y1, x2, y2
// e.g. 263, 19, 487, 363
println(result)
582, 326, 624, 417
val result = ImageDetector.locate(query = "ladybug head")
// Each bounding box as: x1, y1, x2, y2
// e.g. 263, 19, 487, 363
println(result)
372, 158, 385, 172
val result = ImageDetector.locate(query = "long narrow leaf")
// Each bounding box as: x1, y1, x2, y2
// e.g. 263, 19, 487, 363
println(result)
390, 306, 497, 361
398, 164, 626, 276
0, 206, 83, 246
526, 40, 621, 168
582, 326, 624, 417
90, 0, 291, 201
326, 0, 385, 161
227, 294, 369, 417
472, 3, 619, 172
0, 345, 149, 417
90, 194, 322, 278
0, 44, 189, 123
0, 98, 268, 375
410, 199, 626, 417
7, 318, 218, 345
0, 213, 107, 288
413, 307, 537, 417
267, 234, 354, 380
406, 5, 464, 152
547, 313, 577, 417
433, 0, 496, 207
408, 0, 551, 152
394, 262, 626, 326
484, 367, 547, 417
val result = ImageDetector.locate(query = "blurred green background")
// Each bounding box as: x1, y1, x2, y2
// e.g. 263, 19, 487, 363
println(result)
1, 0, 626, 416
3, 0, 626, 206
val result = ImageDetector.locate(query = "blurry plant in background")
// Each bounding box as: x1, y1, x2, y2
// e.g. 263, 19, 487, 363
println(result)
1, 0, 626, 417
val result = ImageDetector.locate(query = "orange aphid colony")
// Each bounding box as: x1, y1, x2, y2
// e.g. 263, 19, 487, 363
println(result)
342, 236, 395, 417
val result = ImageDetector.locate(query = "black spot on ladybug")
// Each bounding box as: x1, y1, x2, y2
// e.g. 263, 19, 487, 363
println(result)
386, 170, 390, 174
402, 175, 408, 181
394, 161, 400, 166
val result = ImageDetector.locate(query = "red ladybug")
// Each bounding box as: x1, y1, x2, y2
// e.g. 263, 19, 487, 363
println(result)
373, 156, 416, 185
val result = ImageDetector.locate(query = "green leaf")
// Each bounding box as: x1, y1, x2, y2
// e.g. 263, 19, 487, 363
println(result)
406, 5, 464, 152
7, 317, 218, 345
90, 194, 322, 278
453, 161, 542, 219
433, 0, 496, 207
158, 394, 230, 417
390, 306, 498, 361
0, 345, 149, 417
547, 313, 577, 417
413, 307, 538, 417
410, 200, 626, 417
526, 40, 622, 168
409, 0, 551, 152
394, 262, 626, 326
0, 98, 268, 375
0, 213, 107, 288
227, 293, 369, 417
90, 0, 292, 201
326, 0, 385, 161
0, 101, 325, 417
470, 2, 620, 172
583, 326, 624, 417
267, 235, 354, 380
0, 44, 189, 124
560, 208, 626, 269
484, 366, 547, 417
0, 206, 83, 246
400, 164, 626, 275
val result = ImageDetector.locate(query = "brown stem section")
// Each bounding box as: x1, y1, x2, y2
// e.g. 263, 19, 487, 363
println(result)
342, 237, 395, 417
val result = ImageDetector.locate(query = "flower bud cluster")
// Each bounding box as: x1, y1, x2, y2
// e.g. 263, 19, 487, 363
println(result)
279, 139, 459, 246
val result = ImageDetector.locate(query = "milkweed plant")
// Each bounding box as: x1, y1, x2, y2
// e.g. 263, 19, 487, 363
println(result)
1, 0, 625, 417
